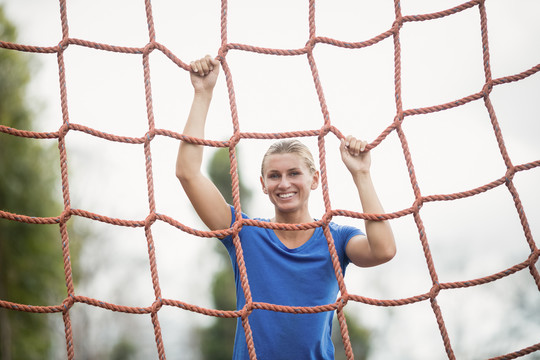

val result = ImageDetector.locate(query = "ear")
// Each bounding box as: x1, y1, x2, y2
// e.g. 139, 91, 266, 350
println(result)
260, 176, 268, 194
311, 171, 320, 190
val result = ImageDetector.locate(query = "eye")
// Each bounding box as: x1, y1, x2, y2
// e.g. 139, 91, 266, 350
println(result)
268, 173, 280, 179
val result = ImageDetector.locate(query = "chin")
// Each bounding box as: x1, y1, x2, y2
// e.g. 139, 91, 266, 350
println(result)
276, 202, 305, 215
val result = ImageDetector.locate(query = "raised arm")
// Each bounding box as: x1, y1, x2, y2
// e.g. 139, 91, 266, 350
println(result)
176, 55, 231, 231
340, 135, 396, 267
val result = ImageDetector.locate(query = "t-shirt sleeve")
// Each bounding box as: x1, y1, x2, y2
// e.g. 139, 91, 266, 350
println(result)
219, 205, 249, 250
334, 223, 365, 268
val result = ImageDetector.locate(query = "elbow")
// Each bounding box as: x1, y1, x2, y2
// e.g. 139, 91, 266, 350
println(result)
176, 151, 200, 183
381, 235, 397, 263
377, 229, 396, 264
382, 244, 397, 263
175, 160, 193, 183
176, 168, 194, 188
176, 165, 200, 191
373, 239, 396, 265
175, 166, 186, 182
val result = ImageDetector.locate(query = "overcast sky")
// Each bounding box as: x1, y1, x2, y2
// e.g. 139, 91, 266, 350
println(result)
2, 0, 540, 359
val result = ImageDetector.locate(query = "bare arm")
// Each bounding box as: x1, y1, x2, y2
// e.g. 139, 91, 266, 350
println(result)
176, 55, 231, 231
340, 135, 396, 267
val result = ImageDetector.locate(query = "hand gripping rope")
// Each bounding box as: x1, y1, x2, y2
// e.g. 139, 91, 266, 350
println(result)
0, 0, 539, 359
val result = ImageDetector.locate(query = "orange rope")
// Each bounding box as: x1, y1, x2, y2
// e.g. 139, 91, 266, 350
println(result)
0, 0, 539, 359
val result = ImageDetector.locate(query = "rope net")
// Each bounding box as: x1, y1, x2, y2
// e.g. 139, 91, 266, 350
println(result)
1, 0, 539, 359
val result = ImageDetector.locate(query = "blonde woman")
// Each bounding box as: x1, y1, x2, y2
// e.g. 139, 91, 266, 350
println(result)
176, 55, 396, 359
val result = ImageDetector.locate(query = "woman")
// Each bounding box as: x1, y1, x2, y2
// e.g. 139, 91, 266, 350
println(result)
176, 55, 396, 359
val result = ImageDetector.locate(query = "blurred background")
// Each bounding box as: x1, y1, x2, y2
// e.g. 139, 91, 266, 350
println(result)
1, 0, 539, 359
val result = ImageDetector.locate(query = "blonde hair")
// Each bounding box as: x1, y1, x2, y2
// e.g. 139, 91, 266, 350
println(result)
261, 139, 317, 176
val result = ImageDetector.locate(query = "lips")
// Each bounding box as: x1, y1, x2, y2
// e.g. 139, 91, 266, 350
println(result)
278, 192, 296, 199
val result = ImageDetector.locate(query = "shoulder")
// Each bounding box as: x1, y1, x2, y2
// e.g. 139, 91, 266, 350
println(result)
324, 222, 364, 269
328, 221, 364, 239
326, 221, 365, 253
220, 206, 266, 245
228, 204, 252, 222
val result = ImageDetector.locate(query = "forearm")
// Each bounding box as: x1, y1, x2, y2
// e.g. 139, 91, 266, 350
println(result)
174, 56, 231, 230
352, 171, 396, 259
176, 90, 213, 180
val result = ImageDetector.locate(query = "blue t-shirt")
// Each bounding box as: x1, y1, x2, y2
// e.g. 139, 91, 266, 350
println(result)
220, 206, 364, 360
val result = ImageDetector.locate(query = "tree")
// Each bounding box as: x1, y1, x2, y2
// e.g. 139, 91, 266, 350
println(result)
333, 314, 371, 360
0, 6, 79, 359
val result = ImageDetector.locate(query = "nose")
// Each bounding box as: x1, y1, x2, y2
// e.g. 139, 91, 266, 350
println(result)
278, 176, 290, 189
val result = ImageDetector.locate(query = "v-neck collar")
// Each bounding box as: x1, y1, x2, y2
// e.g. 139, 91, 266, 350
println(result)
261, 220, 322, 252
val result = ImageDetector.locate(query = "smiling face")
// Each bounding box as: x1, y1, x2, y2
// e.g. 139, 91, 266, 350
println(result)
260, 152, 319, 218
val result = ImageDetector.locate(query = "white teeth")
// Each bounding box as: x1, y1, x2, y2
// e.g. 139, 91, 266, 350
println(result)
279, 193, 295, 199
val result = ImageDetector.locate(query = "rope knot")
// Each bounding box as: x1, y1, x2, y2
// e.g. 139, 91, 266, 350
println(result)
429, 282, 441, 298
232, 217, 244, 235
59, 122, 70, 138
57, 39, 70, 52
143, 41, 156, 55
337, 294, 349, 311
229, 132, 241, 148
62, 294, 75, 313
393, 112, 404, 127
413, 197, 424, 212
218, 46, 229, 60
60, 208, 72, 224
151, 298, 163, 313
530, 249, 539, 267
145, 212, 157, 229
321, 211, 333, 227
320, 124, 332, 137
304, 38, 316, 52
530, 247, 539, 260
392, 17, 404, 33
504, 167, 516, 184
241, 301, 254, 320
482, 80, 494, 98
145, 130, 156, 143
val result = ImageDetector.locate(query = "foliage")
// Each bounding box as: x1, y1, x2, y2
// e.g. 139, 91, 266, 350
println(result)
333, 314, 371, 360
110, 337, 137, 360
0, 6, 78, 359
206, 147, 252, 206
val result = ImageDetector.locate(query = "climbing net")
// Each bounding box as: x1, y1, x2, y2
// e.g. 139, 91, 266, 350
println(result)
1, 0, 539, 359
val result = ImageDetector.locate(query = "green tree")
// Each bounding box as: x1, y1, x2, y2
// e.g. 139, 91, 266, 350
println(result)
110, 336, 137, 360
0, 6, 79, 359
333, 314, 371, 360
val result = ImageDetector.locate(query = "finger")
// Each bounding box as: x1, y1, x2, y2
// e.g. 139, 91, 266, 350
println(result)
209, 56, 220, 68
204, 54, 215, 68
191, 59, 203, 75
354, 143, 362, 156
340, 138, 347, 153
190, 57, 208, 75
199, 58, 211, 76
348, 137, 361, 156
344, 135, 353, 147
202, 54, 220, 72
359, 140, 367, 152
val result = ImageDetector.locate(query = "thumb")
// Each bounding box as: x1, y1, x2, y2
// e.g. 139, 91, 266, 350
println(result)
339, 138, 349, 157
208, 56, 220, 68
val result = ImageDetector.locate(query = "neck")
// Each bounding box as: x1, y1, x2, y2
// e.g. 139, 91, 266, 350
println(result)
272, 209, 313, 225
272, 211, 316, 248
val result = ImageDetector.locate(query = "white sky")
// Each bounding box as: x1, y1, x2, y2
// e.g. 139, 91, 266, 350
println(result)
2, 0, 540, 359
